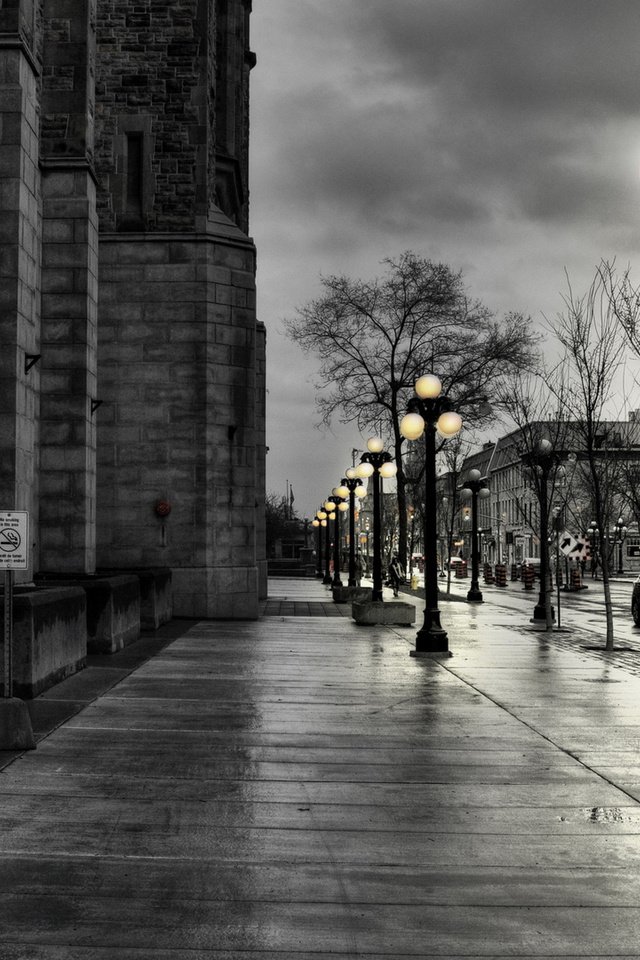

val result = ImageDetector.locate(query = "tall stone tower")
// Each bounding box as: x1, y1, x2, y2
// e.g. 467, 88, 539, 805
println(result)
0, 0, 266, 618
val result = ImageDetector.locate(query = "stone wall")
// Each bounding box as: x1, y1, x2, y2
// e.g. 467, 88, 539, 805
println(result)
0, 22, 42, 579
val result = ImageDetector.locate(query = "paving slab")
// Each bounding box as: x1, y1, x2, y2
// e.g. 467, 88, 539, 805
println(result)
3, 578, 640, 956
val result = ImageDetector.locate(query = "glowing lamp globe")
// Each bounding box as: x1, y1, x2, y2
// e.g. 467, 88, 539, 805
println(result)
334, 485, 349, 499
321, 519, 327, 527
379, 461, 397, 479
355, 485, 367, 498
312, 519, 319, 527
399, 412, 425, 441
317, 510, 327, 520
356, 462, 375, 479
338, 502, 349, 512
415, 374, 442, 400
345, 467, 357, 480
324, 500, 336, 512
437, 411, 462, 437
367, 437, 384, 454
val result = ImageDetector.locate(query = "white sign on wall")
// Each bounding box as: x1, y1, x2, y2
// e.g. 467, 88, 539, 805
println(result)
0, 512, 29, 570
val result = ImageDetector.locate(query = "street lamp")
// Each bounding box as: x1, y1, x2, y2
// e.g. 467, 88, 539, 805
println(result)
327, 488, 349, 587
613, 516, 627, 575
312, 509, 327, 578
342, 469, 368, 586
400, 374, 462, 655
355, 438, 397, 602
522, 438, 566, 624
322, 500, 336, 584
460, 469, 491, 603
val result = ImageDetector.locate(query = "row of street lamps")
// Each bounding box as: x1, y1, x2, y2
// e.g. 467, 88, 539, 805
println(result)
313, 401, 633, 657
312, 373, 464, 657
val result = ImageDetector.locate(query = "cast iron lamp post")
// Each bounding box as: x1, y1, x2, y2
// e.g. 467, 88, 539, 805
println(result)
312, 510, 327, 578
400, 374, 462, 655
613, 517, 627, 575
355, 438, 397, 602
322, 501, 336, 584
341, 470, 368, 586
522, 438, 566, 623
460, 469, 491, 603
326, 489, 349, 587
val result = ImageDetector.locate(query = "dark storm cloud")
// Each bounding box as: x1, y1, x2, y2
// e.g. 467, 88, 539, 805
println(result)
260, 0, 640, 238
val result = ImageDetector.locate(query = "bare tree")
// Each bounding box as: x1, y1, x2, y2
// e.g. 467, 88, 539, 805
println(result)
495, 373, 574, 629
546, 264, 628, 650
284, 251, 539, 563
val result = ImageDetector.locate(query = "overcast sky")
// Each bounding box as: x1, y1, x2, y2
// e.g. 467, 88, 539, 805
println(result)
249, 0, 640, 520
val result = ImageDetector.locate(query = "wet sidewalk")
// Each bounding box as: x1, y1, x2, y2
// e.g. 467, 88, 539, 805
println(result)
3, 578, 640, 956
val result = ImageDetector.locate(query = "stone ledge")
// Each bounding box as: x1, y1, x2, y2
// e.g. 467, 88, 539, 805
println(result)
352, 600, 416, 626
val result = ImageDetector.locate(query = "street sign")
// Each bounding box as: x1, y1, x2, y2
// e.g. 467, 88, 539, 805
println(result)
0, 512, 29, 570
559, 530, 587, 559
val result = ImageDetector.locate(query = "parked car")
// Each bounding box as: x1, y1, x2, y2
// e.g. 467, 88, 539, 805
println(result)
448, 557, 464, 568
632, 576, 640, 626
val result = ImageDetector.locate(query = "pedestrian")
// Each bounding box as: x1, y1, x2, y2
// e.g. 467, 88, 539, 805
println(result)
388, 554, 405, 597
590, 552, 599, 579
354, 551, 363, 587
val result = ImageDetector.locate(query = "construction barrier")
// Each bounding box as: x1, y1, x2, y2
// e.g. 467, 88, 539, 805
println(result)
455, 560, 468, 579
510, 563, 520, 581
570, 567, 582, 591
483, 563, 494, 584
495, 563, 508, 587
522, 564, 535, 590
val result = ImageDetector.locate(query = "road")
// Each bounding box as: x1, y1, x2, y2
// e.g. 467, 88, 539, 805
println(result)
437, 571, 640, 647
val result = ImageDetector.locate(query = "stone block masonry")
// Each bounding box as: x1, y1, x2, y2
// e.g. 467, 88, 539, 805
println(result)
0, 0, 265, 625
97, 230, 261, 618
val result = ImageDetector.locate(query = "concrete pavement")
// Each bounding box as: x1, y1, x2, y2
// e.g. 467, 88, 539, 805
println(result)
3, 578, 640, 955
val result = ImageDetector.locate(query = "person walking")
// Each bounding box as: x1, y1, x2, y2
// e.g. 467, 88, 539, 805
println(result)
388, 554, 405, 597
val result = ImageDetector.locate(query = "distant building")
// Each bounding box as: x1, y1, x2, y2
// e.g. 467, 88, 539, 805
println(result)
437, 420, 640, 571
0, 1, 266, 616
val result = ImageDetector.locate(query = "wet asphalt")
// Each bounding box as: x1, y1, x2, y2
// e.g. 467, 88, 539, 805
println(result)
2, 577, 640, 956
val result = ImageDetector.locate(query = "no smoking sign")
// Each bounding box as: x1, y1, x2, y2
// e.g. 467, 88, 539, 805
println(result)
0, 512, 29, 569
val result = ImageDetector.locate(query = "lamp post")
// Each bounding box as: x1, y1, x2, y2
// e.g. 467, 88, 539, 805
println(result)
522, 438, 567, 624
322, 502, 335, 584
613, 517, 627, 575
355, 438, 397, 602
341, 470, 368, 586
312, 510, 327, 578
400, 374, 462, 655
326, 489, 349, 587
460, 469, 491, 603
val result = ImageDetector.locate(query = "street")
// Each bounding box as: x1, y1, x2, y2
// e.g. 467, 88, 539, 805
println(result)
433, 571, 640, 647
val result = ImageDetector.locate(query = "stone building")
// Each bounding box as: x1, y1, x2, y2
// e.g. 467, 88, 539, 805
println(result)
0, 0, 266, 617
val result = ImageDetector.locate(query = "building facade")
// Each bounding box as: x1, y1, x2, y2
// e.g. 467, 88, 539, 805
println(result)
0, 0, 266, 617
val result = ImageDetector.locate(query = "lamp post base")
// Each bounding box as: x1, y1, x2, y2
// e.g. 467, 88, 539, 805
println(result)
412, 608, 450, 656
467, 587, 483, 603
533, 602, 555, 621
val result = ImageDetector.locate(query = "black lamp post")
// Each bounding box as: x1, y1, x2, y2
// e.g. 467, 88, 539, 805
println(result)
326, 490, 348, 587
460, 469, 491, 603
400, 374, 462, 655
341, 471, 368, 586
522, 438, 567, 623
312, 509, 327, 578
322, 505, 334, 584
613, 517, 627, 575
355, 438, 397, 602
